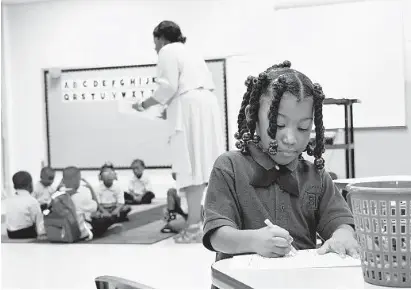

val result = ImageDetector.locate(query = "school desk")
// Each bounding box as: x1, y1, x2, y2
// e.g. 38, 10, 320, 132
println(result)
211, 257, 393, 289
1, 242, 216, 289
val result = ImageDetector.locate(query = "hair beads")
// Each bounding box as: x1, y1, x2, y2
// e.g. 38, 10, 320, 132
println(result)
235, 60, 326, 170
312, 83, 326, 169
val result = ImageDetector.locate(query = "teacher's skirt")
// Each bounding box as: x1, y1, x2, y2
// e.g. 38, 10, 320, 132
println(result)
168, 89, 225, 190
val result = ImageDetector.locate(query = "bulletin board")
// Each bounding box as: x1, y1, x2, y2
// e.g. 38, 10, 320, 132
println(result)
44, 59, 228, 170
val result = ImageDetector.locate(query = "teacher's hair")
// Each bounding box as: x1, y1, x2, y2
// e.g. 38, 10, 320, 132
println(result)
153, 20, 187, 44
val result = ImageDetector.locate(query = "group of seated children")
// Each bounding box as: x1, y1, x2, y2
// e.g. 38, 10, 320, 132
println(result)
97, 159, 155, 205
5, 158, 155, 241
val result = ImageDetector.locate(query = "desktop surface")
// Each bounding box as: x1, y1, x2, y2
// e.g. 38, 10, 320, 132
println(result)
212, 257, 395, 289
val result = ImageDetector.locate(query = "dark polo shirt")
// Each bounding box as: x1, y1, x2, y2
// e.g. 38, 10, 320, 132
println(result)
202, 143, 354, 262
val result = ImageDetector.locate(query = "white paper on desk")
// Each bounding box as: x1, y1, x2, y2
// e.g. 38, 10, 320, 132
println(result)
117, 99, 166, 120
230, 249, 361, 269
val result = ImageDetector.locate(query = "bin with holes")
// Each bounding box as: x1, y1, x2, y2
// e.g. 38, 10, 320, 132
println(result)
347, 180, 411, 288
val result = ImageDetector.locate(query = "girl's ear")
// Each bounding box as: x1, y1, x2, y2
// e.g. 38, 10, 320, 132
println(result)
245, 104, 251, 124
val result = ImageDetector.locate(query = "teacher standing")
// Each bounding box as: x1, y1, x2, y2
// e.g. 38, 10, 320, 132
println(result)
133, 20, 225, 243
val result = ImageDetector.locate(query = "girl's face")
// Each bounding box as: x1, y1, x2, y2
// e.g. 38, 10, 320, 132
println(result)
40, 172, 55, 187
101, 170, 115, 188
132, 162, 144, 178
256, 92, 313, 165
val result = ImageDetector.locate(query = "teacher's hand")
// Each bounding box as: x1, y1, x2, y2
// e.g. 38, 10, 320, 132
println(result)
158, 109, 167, 120
132, 101, 145, 112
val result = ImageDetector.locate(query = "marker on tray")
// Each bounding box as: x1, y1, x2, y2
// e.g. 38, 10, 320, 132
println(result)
264, 218, 298, 255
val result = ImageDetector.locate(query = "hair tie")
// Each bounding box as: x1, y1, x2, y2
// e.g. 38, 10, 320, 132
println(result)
313, 83, 325, 101
257, 72, 270, 87
280, 60, 292, 68
313, 83, 322, 91
245, 76, 256, 87
258, 72, 267, 80
272, 75, 287, 92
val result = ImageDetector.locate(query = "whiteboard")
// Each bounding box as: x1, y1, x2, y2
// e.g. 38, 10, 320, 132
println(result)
45, 60, 228, 170
227, 0, 405, 129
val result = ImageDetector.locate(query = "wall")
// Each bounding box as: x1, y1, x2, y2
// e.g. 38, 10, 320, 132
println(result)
1, 0, 411, 199
325, 0, 411, 178
2, 6, 13, 196
1, 0, 277, 197
272, 0, 411, 178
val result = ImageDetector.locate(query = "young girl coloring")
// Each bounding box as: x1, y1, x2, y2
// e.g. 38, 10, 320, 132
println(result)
202, 61, 359, 262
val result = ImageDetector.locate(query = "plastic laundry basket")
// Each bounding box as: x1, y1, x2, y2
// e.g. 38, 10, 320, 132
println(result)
346, 180, 411, 288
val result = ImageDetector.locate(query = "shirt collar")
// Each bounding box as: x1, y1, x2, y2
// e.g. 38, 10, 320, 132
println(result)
100, 181, 114, 190
133, 174, 143, 181
15, 189, 31, 196
247, 143, 300, 197
248, 142, 299, 172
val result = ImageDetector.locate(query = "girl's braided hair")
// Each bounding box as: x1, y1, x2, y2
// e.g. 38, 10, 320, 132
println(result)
234, 60, 326, 170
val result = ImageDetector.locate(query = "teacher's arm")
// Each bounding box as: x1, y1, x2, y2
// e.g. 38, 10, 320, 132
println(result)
132, 97, 161, 111
141, 97, 160, 109
135, 48, 179, 111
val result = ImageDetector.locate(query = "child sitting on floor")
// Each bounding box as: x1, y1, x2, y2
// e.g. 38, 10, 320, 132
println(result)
125, 159, 155, 205
6, 171, 46, 239
61, 166, 115, 239
161, 172, 188, 233
33, 167, 57, 211
97, 168, 131, 222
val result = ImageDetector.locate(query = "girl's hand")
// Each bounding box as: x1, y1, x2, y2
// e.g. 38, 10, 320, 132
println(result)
317, 226, 360, 258
251, 225, 293, 258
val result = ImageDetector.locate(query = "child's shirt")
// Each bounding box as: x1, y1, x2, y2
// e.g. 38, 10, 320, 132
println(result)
5, 189, 45, 235
96, 181, 124, 207
71, 185, 98, 222
202, 143, 354, 262
33, 181, 56, 205
128, 173, 152, 195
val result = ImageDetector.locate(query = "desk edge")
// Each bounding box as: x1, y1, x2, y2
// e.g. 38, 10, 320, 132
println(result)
211, 262, 252, 289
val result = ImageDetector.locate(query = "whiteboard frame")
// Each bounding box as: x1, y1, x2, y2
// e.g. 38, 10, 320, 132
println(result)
43, 59, 229, 171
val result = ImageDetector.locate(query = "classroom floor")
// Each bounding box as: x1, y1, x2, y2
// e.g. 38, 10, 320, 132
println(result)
1, 193, 214, 289
1, 234, 216, 289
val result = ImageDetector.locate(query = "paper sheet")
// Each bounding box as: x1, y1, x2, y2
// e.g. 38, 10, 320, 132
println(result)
118, 99, 166, 120
230, 249, 361, 269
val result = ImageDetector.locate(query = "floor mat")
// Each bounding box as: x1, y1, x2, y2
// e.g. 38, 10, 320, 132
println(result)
2, 217, 187, 245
